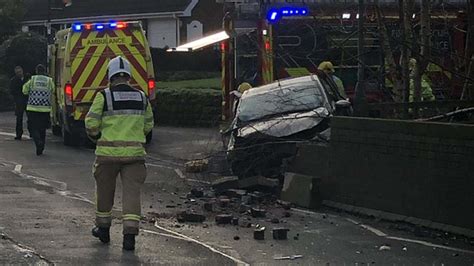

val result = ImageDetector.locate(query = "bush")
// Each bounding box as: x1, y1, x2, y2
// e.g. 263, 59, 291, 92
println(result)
155, 88, 222, 127
0, 74, 13, 111
157, 71, 221, 82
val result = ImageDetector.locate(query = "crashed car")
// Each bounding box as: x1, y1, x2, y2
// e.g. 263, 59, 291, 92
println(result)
225, 72, 351, 178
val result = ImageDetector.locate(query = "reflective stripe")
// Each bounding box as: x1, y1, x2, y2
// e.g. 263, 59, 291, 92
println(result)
103, 109, 145, 116
97, 140, 143, 147
104, 88, 113, 111
86, 112, 102, 120
123, 214, 141, 221
95, 155, 145, 163
96, 211, 112, 218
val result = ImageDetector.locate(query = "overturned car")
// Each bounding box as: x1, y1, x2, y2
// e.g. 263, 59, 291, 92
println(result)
224, 73, 351, 178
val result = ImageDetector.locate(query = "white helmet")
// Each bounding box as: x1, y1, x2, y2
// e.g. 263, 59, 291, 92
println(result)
108, 56, 131, 80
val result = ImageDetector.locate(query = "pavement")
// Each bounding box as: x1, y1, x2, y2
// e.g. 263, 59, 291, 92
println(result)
0, 111, 473, 265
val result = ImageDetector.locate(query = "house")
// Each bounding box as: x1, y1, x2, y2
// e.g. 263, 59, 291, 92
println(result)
21, 0, 223, 49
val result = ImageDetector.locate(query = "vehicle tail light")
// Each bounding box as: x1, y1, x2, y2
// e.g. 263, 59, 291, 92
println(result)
148, 78, 156, 100
65, 83, 73, 105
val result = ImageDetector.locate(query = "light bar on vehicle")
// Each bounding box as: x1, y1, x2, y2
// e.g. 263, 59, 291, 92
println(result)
167, 31, 230, 52
267, 6, 309, 23
72, 21, 128, 32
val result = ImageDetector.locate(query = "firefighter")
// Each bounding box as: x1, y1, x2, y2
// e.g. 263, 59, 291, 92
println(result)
22, 64, 55, 155
10, 66, 28, 140
408, 58, 435, 102
318, 61, 347, 98
85, 56, 154, 251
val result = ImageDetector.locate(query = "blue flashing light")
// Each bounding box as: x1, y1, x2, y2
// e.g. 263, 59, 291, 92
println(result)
95, 24, 105, 30
267, 6, 309, 23
72, 24, 82, 32
110, 22, 118, 28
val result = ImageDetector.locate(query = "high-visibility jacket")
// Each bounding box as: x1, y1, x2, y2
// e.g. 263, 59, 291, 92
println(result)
409, 76, 435, 102
85, 83, 154, 162
22, 75, 55, 112
332, 75, 346, 98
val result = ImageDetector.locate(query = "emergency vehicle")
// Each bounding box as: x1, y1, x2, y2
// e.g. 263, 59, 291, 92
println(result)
49, 21, 156, 146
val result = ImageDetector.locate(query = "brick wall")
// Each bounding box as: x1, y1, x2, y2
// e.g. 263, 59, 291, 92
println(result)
290, 117, 474, 230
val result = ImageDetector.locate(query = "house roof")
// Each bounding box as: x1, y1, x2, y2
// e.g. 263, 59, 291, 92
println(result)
23, 0, 195, 25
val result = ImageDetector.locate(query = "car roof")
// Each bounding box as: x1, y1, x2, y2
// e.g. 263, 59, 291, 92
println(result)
241, 75, 321, 99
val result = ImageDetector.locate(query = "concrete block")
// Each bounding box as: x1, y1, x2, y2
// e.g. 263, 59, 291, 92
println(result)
211, 176, 239, 191
215, 214, 233, 225
177, 211, 206, 223
281, 172, 322, 209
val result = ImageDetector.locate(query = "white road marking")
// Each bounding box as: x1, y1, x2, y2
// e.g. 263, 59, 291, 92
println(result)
174, 168, 186, 179
0, 131, 30, 140
7, 161, 248, 264
345, 218, 474, 254
154, 222, 250, 266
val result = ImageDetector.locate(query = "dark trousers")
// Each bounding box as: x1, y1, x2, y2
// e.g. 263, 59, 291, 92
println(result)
27, 111, 50, 151
14, 102, 27, 138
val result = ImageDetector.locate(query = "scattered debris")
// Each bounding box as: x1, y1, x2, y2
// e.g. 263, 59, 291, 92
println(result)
251, 208, 266, 218
254, 227, 266, 240
356, 250, 362, 254
233, 236, 240, 241
190, 188, 204, 198
215, 214, 233, 225
271, 218, 280, 224
219, 197, 231, 208
232, 217, 239, 226
165, 205, 176, 208
177, 211, 206, 223
211, 176, 239, 191
294, 233, 299, 240
379, 245, 392, 251
203, 202, 214, 212
273, 228, 290, 240
402, 247, 408, 251
283, 211, 292, 218
185, 159, 209, 173
223, 189, 247, 199
277, 200, 292, 210
273, 255, 303, 260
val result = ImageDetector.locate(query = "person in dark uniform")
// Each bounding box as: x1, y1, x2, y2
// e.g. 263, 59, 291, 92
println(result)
9, 66, 28, 140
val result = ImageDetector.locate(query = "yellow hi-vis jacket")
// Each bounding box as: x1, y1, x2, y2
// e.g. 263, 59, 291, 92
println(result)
85, 83, 154, 162
22, 75, 55, 113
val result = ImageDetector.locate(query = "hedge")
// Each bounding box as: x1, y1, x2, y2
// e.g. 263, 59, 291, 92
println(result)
0, 74, 13, 111
155, 88, 222, 127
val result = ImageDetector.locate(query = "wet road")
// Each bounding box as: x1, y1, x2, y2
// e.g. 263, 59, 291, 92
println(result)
0, 111, 473, 265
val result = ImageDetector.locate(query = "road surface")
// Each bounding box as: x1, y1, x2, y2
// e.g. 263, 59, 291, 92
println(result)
0, 111, 473, 265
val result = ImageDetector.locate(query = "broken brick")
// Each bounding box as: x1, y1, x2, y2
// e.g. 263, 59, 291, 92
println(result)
203, 202, 214, 212
176, 211, 206, 223
232, 217, 239, 226
251, 208, 266, 218
215, 214, 233, 225
238, 176, 279, 190
185, 159, 209, 173
219, 198, 231, 207
190, 188, 204, 198
254, 227, 266, 240
272, 228, 290, 240
223, 189, 247, 199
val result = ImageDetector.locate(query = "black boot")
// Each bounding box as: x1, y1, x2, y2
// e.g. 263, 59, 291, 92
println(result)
92, 227, 110, 243
123, 234, 135, 251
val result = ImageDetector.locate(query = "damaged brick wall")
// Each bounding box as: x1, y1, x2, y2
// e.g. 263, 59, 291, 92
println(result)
290, 117, 474, 231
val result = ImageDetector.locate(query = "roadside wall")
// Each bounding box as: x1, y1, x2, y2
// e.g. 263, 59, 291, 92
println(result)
290, 117, 474, 231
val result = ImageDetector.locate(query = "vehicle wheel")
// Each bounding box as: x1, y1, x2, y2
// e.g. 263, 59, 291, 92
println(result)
146, 130, 153, 144
52, 125, 62, 136
62, 124, 78, 147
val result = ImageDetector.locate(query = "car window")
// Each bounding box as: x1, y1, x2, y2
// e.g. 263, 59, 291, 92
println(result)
237, 82, 325, 122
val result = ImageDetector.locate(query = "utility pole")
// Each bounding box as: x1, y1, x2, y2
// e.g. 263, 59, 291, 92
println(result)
399, 0, 410, 117
354, 0, 367, 116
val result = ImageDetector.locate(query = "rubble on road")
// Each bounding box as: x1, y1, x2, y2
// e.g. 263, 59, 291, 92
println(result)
215, 214, 233, 225
185, 159, 209, 173
177, 211, 206, 223
211, 176, 240, 191
254, 227, 266, 240
250, 208, 266, 218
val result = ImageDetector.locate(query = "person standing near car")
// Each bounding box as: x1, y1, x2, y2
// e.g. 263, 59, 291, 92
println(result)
10, 66, 28, 140
318, 61, 347, 98
22, 64, 55, 155
85, 56, 154, 251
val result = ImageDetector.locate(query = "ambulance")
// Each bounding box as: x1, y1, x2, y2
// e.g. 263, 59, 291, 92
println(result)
49, 21, 156, 146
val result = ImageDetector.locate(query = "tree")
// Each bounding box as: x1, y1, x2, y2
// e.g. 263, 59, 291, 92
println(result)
1, 32, 47, 76
0, 0, 25, 43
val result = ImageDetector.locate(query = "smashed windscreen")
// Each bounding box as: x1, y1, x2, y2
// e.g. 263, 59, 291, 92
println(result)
237, 82, 324, 122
